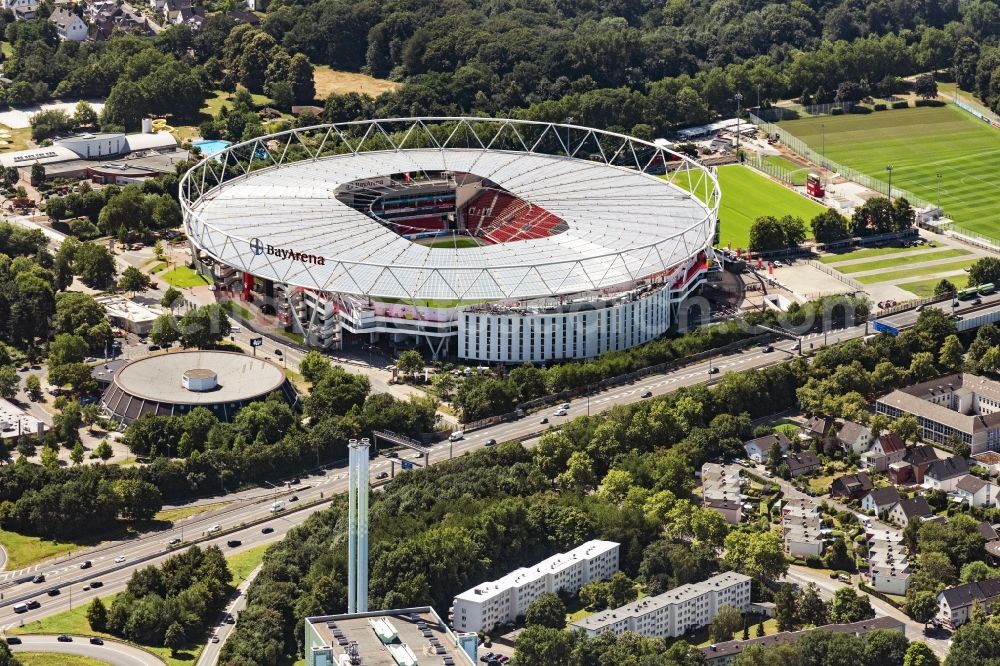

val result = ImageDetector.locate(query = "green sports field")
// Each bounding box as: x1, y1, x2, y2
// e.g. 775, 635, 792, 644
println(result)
672, 164, 827, 248
776, 104, 1000, 240
420, 236, 482, 249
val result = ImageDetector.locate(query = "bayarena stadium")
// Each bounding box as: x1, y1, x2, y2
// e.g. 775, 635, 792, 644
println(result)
180, 118, 720, 363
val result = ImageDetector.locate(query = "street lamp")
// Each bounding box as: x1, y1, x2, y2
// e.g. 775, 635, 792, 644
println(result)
886, 165, 893, 201
937, 172, 942, 211
734, 93, 743, 153
821, 123, 826, 167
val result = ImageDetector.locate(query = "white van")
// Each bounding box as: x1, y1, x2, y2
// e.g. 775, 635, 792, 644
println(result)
13, 603, 26, 613
208, 523, 221, 533
449, 432, 464, 442
230, 325, 242, 333
270, 501, 285, 513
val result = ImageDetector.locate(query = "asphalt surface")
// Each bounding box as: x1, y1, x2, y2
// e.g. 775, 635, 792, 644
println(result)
197, 565, 262, 666
8, 634, 163, 665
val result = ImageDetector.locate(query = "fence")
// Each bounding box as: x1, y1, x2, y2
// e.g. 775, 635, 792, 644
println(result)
747, 111, 935, 211
941, 222, 1000, 253
804, 259, 865, 291
755, 102, 855, 121
744, 153, 806, 187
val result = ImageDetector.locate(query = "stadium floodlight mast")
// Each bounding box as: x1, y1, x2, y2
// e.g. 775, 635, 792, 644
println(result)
734, 93, 743, 152
886, 164, 893, 201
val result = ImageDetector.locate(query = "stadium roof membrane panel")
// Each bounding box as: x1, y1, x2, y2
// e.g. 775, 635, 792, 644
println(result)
184, 124, 717, 302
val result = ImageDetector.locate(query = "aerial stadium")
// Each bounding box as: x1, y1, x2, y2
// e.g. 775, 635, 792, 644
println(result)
180, 118, 720, 363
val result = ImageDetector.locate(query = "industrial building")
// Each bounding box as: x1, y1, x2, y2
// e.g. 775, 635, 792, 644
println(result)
97, 295, 159, 335
571, 571, 751, 639
305, 607, 476, 666
451, 540, 619, 634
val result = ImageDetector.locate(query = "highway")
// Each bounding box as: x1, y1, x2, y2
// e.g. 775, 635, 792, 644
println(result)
8, 634, 163, 665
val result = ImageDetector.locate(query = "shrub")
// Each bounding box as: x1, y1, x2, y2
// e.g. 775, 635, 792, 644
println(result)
873, 103, 886, 111
891, 100, 909, 109
848, 105, 872, 114
914, 99, 945, 107
831, 107, 844, 116
805, 554, 824, 567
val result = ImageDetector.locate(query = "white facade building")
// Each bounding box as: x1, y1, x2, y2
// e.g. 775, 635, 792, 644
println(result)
867, 529, 910, 595
571, 572, 751, 638
701, 463, 744, 524
781, 499, 824, 559
451, 540, 619, 634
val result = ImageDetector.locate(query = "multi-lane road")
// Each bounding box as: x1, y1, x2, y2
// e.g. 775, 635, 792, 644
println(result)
8, 635, 159, 666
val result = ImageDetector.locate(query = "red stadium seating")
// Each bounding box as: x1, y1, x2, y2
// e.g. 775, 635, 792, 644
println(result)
393, 216, 445, 234
462, 188, 565, 243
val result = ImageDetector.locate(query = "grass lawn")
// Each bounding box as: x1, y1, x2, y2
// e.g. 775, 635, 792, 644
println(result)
200, 89, 273, 118
16, 655, 109, 666
148, 261, 168, 274
776, 104, 1000, 240
0, 529, 99, 570
854, 258, 976, 284
0, 125, 32, 152
313, 66, 400, 99
422, 237, 481, 249
280, 330, 305, 344
807, 474, 838, 494
153, 502, 228, 524
671, 165, 827, 249
228, 543, 269, 585
835, 248, 970, 274
220, 300, 252, 321
162, 266, 210, 288
898, 274, 971, 298
762, 154, 810, 185
818, 245, 931, 264
691, 616, 780, 647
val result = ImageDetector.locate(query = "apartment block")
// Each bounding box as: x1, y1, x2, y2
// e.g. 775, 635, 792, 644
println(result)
571, 572, 751, 639
701, 463, 744, 524
781, 498, 825, 559
451, 540, 619, 633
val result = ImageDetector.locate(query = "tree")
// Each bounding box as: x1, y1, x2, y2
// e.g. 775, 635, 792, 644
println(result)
798, 584, 828, 627
723, 530, 788, 583
556, 450, 596, 491
903, 642, 939, 666
87, 597, 108, 631
934, 279, 957, 298
150, 314, 181, 348
828, 587, 874, 623
164, 621, 186, 656
73, 242, 116, 287
607, 572, 637, 606
524, 593, 566, 629
288, 53, 316, 104
0, 642, 19, 666
54, 401, 83, 444
113, 479, 163, 522
73, 100, 99, 128
119, 266, 151, 295
40, 445, 58, 470
890, 414, 920, 443
906, 589, 939, 628
95, 439, 114, 463
825, 536, 854, 571
810, 209, 850, 243
396, 350, 424, 379
25, 374, 41, 401
709, 604, 744, 643
29, 162, 45, 187
70, 441, 85, 466
864, 629, 910, 666
299, 350, 333, 384
153, 240, 165, 261
179, 304, 231, 348
161, 287, 183, 311
102, 81, 146, 131
914, 74, 938, 99
755, 621, 765, 637
430, 372, 458, 400
774, 583, 798, 631
0, 366, 18, 400
960, 561, 996, 583
969, 257, 1000, 287
30, 109, 74, 141
49, 333, 88, 368
748, 215, 805, 252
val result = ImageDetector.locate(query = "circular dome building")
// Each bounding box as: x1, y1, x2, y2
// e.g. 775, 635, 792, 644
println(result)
100, 350, 296, 425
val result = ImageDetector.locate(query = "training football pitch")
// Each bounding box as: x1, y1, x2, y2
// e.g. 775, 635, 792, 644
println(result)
672, 165, 826, 249
776, 104, 1000, 240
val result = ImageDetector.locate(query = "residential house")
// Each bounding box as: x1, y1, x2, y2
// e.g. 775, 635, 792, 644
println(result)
886, 496, 933, 527
973, 451, 1000, 475
861, 487, 901, 516
227, 8, 260, 24
836, 420, 874, 455
937, 579, 1000, 628
923, 456, 970, 492
89, 5, 150, 40
867, 528, 910, 595
701, 463, 744, 525
50, 7, 88, 40
785, 451, 822, 478
2, 0, 38, 20
744, 433, 790, 464
830, 471, 873, 500
889, 445, 938, 485
700, 617, 906, 665
781, 499, 824, 558
951, 475, 998, 508
862, 433, 907, 472
802, 415, 832, 441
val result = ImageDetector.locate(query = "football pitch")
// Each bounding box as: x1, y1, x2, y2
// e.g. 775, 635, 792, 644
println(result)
776, 104, 1000, 240
671, 164, 826, 249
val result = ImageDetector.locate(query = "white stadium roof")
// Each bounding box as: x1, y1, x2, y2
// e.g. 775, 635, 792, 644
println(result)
182, 118, 719, 302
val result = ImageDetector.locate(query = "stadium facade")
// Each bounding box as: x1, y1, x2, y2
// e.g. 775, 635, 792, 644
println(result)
180, 118, 720, 363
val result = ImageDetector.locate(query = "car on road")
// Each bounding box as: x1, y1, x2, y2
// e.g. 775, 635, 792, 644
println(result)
227, 540, 242, 548
449, 431, 465, 442
289, 495, 299, 502
57, 635, 72, 642
167, 537, 181, 546
375, 472, 389, 480
763, 345, 774, 352
89, 637, 104, 645
208, 524, 221, 533
708, 367, 720, 374
26, 600, 40, 610
47, 589, 60, 596
5, 637, 20, 645
114, 555, 126, 563
32, 574, 45, 583
261, 527, 274, 534
211, 635, 220, 643
90, 581, 103, 589
485, 438, 497, 447
540, 417, 548, 424
79, 560, 92, 569
554, 408, 568, 416
560, 403, 571, 410
641, 390, 653, 398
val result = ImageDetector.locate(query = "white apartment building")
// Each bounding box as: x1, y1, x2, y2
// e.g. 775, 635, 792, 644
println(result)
451, 540, 619, 633
781, 499, 825, 559
867, 529, 910, 595
572, 572, 751, 638
701, 463, 744, 524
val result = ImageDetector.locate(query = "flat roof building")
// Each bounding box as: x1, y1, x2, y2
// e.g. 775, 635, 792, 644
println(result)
876, 373, 1000, 455
97, 295, 159, 335
572, 571, 751, 639
702, 463, 743, 524
452, 540, 619, 634
305, 607, 475, 666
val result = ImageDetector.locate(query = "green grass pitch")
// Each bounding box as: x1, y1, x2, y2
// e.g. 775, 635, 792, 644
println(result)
671, 165, 827, 249
776, 104, 1000, 240
421, 237, 482, 249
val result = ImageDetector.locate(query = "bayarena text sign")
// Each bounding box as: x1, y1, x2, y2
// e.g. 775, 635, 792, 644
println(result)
250, 238, 326, 266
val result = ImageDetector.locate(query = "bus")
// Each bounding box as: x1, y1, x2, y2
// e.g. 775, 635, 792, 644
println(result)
979, 282, 996, 295
958, 286, 980, 300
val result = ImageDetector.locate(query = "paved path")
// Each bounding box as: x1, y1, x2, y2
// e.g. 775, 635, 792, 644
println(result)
9, 634, 164, 665
197, 565, 262, 666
